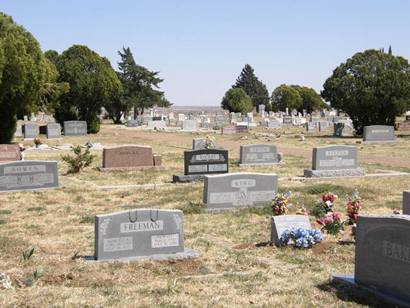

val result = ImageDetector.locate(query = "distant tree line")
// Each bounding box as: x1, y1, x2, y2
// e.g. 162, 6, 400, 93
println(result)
0, 12, 170, 143
222, 50, 410, 133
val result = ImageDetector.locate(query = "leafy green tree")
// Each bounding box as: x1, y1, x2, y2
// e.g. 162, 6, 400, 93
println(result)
56, 45, 121, 133
233, 64, 270, 111
0, 13, 52, 143
117, 47, 165, 119
44, 50, 59, 66
291, 85, 326, 114
221, 88, 253, 113
271, 85, 302, 112
322, 49, 410, 134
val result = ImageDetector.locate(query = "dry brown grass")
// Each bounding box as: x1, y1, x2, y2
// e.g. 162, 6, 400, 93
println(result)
0, 124, 408, 307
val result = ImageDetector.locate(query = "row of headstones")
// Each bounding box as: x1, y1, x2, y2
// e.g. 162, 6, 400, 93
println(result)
1, 149, 410, 304
15, 121, 88, 139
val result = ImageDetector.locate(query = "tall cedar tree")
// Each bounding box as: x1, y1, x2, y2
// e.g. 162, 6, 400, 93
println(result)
117, 47, 169, 119
233, 64, 270, 111
0, 13, 56, 143
322, 49, 410, 134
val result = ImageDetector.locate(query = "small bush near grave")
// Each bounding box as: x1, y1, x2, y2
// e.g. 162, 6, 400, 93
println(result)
61, 145, 95, 174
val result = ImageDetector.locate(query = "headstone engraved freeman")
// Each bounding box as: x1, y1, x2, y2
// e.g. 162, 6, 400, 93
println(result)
271, 215, 312, 245
0, 144, 21, 162
304, 145, 365, 177
203, 173, 277, 210
403, 191, 410, 215
173, 149, 229, 183
23, 123, 39, 140
63, 121, 87, 136
94, 209, 199, 261
0, 160, 59, 192
239, 144, 282, 166
46, 123, 62, 139
100, 145, 163, 171
333, 215, 410, 307
363, 125, 395, 142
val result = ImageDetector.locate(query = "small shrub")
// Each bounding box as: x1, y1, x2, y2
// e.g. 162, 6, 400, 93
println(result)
61, 145, 95, 174
22, 247, 35, 262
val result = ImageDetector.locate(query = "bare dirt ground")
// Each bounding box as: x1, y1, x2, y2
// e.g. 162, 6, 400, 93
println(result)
0, 124, 408, 307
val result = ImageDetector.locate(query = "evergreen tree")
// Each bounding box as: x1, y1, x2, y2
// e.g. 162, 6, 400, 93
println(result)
117, 47, 166, 119
0, 13, 54, 143
233, 64, 270, 111
56, 45, 121, 133
221, 88, 253, 113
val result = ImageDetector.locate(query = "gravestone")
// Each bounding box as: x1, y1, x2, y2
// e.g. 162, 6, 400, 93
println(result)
95, 209, 199, 261
182, 120, 198, 132
192, 138, 216, 150
363, 125, 395, 142
306, 122, 317, 133
64, 121, 87, 136
221, 125, 236, 135
268, 120, 281, 129
271, 215, 312, 245
333, 123, 345, 137
215, 115, 226, 128
23, 123, 39, 140
334, 215, 410, 306
46, 123, 62, 139
403, 191, 410, 215
173, 149, 228, 182
235, 124, 248, 133
0, 160, 59, 192
127, 119, 139, 127
100, 145, 162, 171
318, 121, 330, 132
283, 116, 292, 125
239, 144, 282, 166
148, 120, 166, 130
14, 123, 23, 138
203, 173, 277, 210
0, 144, 21, 162
304, 145, 365, 177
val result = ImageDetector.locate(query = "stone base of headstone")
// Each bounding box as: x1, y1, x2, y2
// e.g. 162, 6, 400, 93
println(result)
88, 247, 200, 263
363, 139, 396, 144
98, 165, 165, 172
303, 168, 365, 178
172, 174, 206, 183
239, 154, 283, 167
332, 275, 410, 308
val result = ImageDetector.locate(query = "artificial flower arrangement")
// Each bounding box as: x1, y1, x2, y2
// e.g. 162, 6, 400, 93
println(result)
279, 228, 323, 248
204, 135, 216, 149
33, 137, 42, 147
272, 192, 291, 216
311, 192, 345, 236
346, 190, 362, 225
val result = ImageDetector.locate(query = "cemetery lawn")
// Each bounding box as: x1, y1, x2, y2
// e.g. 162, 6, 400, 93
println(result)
1, 124, 409, 307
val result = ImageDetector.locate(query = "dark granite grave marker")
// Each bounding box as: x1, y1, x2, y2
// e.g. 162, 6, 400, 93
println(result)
63, 121, 87, 136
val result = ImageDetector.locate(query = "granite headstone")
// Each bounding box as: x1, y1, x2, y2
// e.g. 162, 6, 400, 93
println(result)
403, 191, 410, 215
23, 123, 39, 140
0, 160, 59, 192
363, 125, 395, 142
64, 121, 87, 136
203, 173, 277, 210
0, 144, 21, 162
239, 144, 282, 166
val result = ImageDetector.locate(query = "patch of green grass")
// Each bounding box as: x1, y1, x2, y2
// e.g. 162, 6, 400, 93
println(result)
179, 201, 204, 214
0, 210, 12, 215
80, 215, 94, 224
27, 207, 45, 212
0, 219, 6, 225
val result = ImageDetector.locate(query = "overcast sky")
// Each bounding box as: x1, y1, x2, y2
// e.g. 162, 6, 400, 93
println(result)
2, 0, 410, 105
